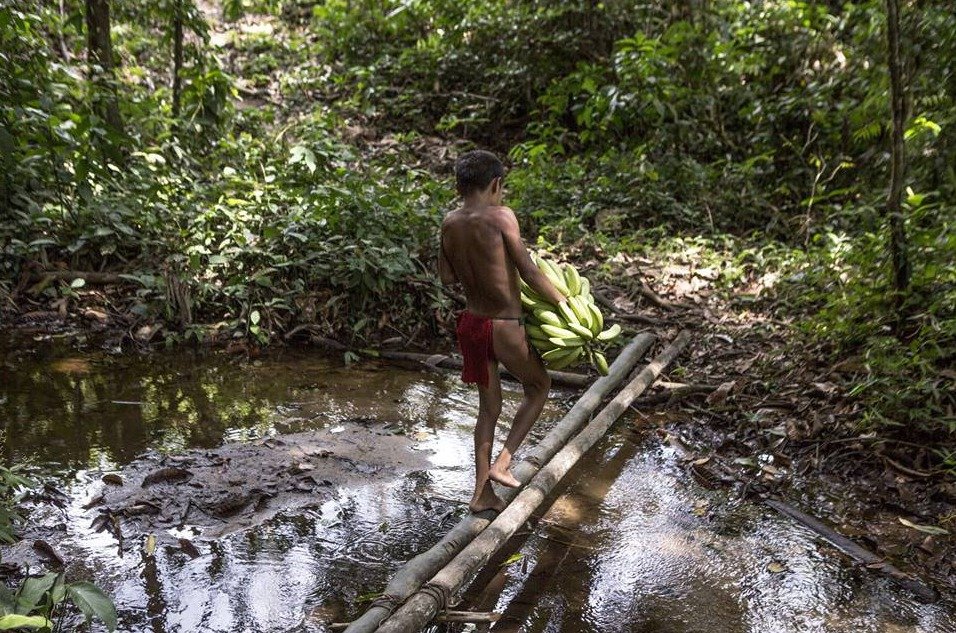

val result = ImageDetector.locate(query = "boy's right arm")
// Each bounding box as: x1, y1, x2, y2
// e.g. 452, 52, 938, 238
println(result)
497, 208, 566, 306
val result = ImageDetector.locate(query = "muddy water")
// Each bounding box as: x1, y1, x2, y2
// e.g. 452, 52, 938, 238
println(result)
1, 335, 954, 632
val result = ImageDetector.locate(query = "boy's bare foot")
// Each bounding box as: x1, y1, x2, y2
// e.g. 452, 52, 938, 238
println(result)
469, 485, 507, 514
488, 465, 521, 488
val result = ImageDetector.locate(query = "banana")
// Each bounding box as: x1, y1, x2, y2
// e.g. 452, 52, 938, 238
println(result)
523, 259, 613, 367
586, 301, 604, 335
541, 346, 577, 363
548, 335, 586, 348
540, 323, 579, 339
557, 301, 579, 327
520, 292, 539, 309
579, 276, 591, 297
531, 339, 563, 353
537, 256, 571, 297
520, 279, 551, 305
593, 351, 609, 376
534, 309, 564, 328
563, 264, 582, 296
596, 323, 622, 342
568, 296, 593, 330
565, 321, 595, 340
547, 345, 584, 370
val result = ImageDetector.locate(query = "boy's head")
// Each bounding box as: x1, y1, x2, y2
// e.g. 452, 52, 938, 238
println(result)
455, 150, 505, 200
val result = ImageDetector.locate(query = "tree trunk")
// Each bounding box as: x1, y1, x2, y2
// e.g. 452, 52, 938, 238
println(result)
85, 0, 124, 136
343, 334, 656, 633
885, 0, 910, 303
376, 350, 592, 389
172, 0, 184, 118
372, 331, 692, 633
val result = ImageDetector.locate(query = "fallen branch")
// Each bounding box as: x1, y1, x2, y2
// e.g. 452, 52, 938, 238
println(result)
881, 455, 939, 479
342, 334, 656, 633
377, 350, 592, 388
632, 281, 679, 310
373, 331, 691, 632
763, 498, 937, 602
663, 432, 939, 603
590, 287, 666, 326
28, 270, 127, 285
635, 383, 717, 406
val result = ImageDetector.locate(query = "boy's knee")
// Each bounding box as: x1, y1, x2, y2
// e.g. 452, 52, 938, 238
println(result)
481, 399, 502, 420
527, 371, 550, 397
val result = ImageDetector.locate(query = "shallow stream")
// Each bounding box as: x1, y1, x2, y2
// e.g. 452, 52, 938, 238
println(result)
1, 334, 953, 632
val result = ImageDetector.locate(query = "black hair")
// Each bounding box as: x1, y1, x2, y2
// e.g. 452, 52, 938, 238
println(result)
455, 150, 505, 196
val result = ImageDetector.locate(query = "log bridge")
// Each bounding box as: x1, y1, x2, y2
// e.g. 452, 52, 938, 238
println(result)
338, 330, 692, 632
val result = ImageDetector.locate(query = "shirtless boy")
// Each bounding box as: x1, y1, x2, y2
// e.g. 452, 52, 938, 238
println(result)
439, 150, 566, 513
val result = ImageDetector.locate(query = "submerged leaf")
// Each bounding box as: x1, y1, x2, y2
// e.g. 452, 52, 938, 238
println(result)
898, 517, 950, 536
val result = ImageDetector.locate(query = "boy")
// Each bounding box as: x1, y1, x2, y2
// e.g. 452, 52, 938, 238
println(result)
439, 150, 566, 513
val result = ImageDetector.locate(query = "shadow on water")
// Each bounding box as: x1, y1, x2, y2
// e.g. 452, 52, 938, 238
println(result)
1, 333, 954, 632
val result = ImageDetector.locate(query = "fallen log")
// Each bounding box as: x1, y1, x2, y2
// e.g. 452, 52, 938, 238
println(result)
332, 611, 499, 631
377, 350, 592, 389
372, 330, 691, 633
763, 499, 937, 602
342, 333, 656, 633
28, 270, 127, 285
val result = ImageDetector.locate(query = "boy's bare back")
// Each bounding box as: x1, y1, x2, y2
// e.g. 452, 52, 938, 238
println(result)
440, 205, 523, 319
442, 149, 567, 512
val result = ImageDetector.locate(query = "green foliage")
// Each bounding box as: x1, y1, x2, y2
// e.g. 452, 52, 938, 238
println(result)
0, 573, 116, 633
0, 0, 954, 454
310, 0, 640, 138
0, 463, 33, 546
779, 196, 956, 439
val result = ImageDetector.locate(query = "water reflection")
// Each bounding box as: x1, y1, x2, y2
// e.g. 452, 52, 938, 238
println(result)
2, 335, 953, 632
459, 429, 956, 633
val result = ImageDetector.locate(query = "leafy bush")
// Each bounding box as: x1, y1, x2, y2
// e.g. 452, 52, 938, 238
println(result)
0, 464, 33, 546
0, 573, 116, 633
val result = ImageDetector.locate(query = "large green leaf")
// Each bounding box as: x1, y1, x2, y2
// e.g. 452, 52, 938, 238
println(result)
0, 614, 52, 630
66, 583, 116, 632
15, 574, 57, 615
0, 585, 14, 616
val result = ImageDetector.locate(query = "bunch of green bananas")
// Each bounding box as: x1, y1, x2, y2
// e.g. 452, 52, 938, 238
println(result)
521, 254, 622, 375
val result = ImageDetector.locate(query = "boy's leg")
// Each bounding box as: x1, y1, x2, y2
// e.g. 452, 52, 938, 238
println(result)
488, 320, 551, 488
470, 359, 507, 513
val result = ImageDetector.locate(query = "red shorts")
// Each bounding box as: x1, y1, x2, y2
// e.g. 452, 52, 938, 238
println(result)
457, 311, 495, 388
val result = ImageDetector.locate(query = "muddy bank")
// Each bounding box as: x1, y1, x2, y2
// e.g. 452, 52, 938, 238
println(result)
6, 423, 431, 572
